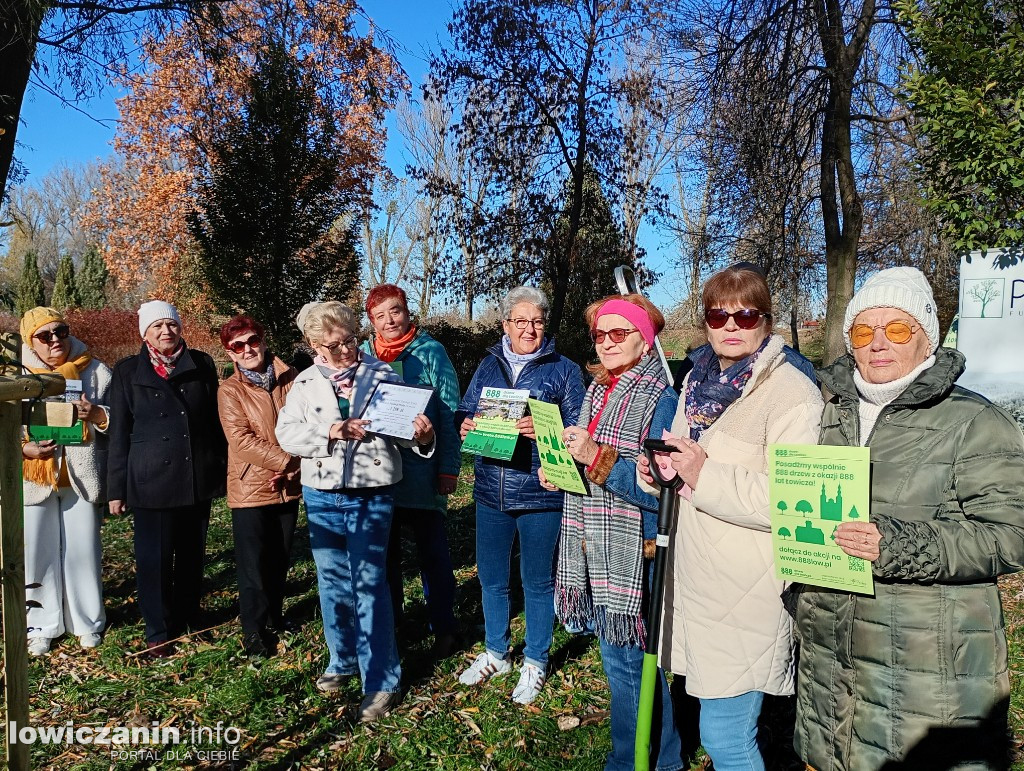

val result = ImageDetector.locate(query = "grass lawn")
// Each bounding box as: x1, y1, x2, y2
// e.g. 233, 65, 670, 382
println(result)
5, 456, 1024, 769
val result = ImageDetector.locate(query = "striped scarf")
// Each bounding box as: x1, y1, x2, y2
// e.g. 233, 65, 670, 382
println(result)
556, 353, 671, 647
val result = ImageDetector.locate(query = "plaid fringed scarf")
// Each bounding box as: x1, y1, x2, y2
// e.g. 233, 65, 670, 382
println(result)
556, 353, 671, 648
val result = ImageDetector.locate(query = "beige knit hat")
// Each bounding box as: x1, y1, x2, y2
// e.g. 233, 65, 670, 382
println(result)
843, 266, 939, 354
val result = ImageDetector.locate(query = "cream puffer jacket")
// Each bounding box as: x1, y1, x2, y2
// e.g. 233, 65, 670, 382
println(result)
647, 334, 823, 698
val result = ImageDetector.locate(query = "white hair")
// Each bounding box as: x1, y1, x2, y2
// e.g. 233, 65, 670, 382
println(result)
499, 286, 549, 321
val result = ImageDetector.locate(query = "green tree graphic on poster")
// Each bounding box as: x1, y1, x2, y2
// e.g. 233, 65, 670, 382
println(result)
769, 443, 872, 594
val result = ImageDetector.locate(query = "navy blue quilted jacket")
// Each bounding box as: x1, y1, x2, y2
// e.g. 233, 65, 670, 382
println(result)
455, 337, 586, 512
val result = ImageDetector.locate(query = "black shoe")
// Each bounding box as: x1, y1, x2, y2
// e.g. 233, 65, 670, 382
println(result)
269, 617, 299, 634
142, 640, 176, 660
243, 631, 271, 658
431, 632, 459, 660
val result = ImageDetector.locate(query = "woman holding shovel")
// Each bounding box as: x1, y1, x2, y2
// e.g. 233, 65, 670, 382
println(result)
548, 293, 683, 771
638, 263, 822, 771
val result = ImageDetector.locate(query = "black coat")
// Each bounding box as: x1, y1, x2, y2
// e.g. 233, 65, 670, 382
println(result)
107, 344, 227, 508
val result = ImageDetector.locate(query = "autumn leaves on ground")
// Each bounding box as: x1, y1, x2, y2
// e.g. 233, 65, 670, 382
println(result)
19, 463, 621, 770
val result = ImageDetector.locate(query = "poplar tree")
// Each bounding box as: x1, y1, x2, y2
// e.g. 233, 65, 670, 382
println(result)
50, 255, 81, 310
15, 251, 45, 316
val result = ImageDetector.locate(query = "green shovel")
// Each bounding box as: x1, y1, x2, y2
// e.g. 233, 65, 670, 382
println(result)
635, 438, 683, 770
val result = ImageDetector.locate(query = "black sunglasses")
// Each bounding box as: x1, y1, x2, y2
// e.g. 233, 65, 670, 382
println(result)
704, 309, 767, 330
32, 325, 71, 344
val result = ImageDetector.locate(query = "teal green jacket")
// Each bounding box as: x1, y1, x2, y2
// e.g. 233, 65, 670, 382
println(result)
794, 347, 1024, 771
361, 330, 461, 511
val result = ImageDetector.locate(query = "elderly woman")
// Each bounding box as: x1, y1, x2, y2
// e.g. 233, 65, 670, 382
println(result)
553, 293, 683, 770
276, 301, 435, 722
455, 286, 585, 705
218, 315, 301, 658
20, 307, 111, 656
360, 284, 461, 656
107, 300, 227, 658
794, 266, 1024, 771
637, 264, 822, 771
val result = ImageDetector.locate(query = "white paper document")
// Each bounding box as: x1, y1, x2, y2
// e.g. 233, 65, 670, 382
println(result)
361, 381, 435, 440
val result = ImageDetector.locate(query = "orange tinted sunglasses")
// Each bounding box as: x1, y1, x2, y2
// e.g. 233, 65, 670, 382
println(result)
849, 321, 918, 349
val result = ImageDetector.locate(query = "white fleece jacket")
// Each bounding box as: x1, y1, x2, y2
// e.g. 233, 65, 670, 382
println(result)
21, 338, 112, 506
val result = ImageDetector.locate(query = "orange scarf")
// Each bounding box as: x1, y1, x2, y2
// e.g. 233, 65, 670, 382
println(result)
373, 326, 417, 363
23, 350, 92, 489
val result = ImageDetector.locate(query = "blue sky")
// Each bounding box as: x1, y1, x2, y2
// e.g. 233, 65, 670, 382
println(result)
14, 0, 681, 309
16, 0, 454, 179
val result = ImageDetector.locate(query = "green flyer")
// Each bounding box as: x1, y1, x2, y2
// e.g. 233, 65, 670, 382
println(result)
769, 443, 873, 594
528, 398, 587, 495
462, 387, 530, 460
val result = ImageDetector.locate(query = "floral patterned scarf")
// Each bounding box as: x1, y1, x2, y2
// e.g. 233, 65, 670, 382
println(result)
684, 336, 770, 441
239, 355, 276, 392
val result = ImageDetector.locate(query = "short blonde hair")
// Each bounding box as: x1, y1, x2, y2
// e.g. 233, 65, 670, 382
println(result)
302, 301, 357, 345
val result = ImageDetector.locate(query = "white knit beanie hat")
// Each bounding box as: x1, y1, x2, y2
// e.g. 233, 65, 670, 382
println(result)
843, 266, 939, 354
138, 300, 181, 338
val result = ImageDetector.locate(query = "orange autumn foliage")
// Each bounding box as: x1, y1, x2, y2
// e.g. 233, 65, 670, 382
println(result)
86, 0, 406, 308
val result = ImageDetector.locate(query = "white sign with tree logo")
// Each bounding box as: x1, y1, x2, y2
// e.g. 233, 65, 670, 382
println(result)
957, 248, 1024, 400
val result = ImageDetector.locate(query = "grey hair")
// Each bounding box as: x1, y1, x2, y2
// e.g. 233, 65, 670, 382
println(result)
302, 301, 357, 345
499, 286, 549, 321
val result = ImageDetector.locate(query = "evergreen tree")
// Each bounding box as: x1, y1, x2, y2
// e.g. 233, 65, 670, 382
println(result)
546, 165, 652, 366
77, 246, 109, 309
188, 37, 361, 352
15, 252, 46, 317
50, 255, 81, 311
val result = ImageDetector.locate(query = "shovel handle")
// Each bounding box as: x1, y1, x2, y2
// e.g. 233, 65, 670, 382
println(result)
643, 439, 684, 492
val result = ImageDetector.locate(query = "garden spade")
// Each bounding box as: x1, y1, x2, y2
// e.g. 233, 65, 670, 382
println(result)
635, 438, 683, 771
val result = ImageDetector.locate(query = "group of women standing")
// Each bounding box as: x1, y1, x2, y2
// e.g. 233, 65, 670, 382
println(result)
18, 259, 1024, 769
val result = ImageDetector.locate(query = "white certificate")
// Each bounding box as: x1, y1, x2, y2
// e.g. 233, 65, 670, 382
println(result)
360, 381, 435, 440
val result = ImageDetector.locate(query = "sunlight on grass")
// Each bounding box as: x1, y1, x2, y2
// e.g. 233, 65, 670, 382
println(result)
4, 456, 1022, 769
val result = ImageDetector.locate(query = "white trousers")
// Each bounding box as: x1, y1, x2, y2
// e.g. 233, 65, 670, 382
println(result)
24, 487, 106, 639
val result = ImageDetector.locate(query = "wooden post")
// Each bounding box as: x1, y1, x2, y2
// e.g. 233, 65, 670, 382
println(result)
0, 334, 32, 771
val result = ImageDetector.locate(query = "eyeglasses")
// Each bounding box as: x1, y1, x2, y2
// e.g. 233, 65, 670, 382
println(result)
849, 321, 919, 349
226, 334, 262, 354
319, 336, 358, 353
704, 308, 766, 330
506, 318, 545, 330
591, 328, 639, 345
32, 325, 70, 344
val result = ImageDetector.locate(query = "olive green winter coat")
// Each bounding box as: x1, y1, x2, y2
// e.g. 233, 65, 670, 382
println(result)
794, 348, 1024, 771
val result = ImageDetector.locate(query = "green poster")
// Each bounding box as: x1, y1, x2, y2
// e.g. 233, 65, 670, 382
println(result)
528, 398, 587, 495
769, 443, 873, 594
462, 387, 530, 460
388, 359, 404, 380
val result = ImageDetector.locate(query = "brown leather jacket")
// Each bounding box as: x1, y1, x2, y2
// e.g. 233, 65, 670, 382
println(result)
217, 355, 301, 508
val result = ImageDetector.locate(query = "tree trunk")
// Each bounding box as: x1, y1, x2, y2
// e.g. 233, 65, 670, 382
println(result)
815, 0, 873, 366
0, 1, 41, 201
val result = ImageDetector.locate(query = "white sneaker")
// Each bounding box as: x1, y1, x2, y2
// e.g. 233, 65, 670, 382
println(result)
79, 633, 102, 648
458, 651, 512, 685
511, 662, 546, 704
28, 638, 51, 657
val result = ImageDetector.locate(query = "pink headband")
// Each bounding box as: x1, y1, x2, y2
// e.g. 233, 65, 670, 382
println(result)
594, 299, 656, 345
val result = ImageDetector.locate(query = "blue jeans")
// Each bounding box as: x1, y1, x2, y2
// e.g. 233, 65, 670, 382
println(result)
699, 691, 765, 771
303, 486, 400, 694
600, 638, 683, 771
475, 502, 560, 669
